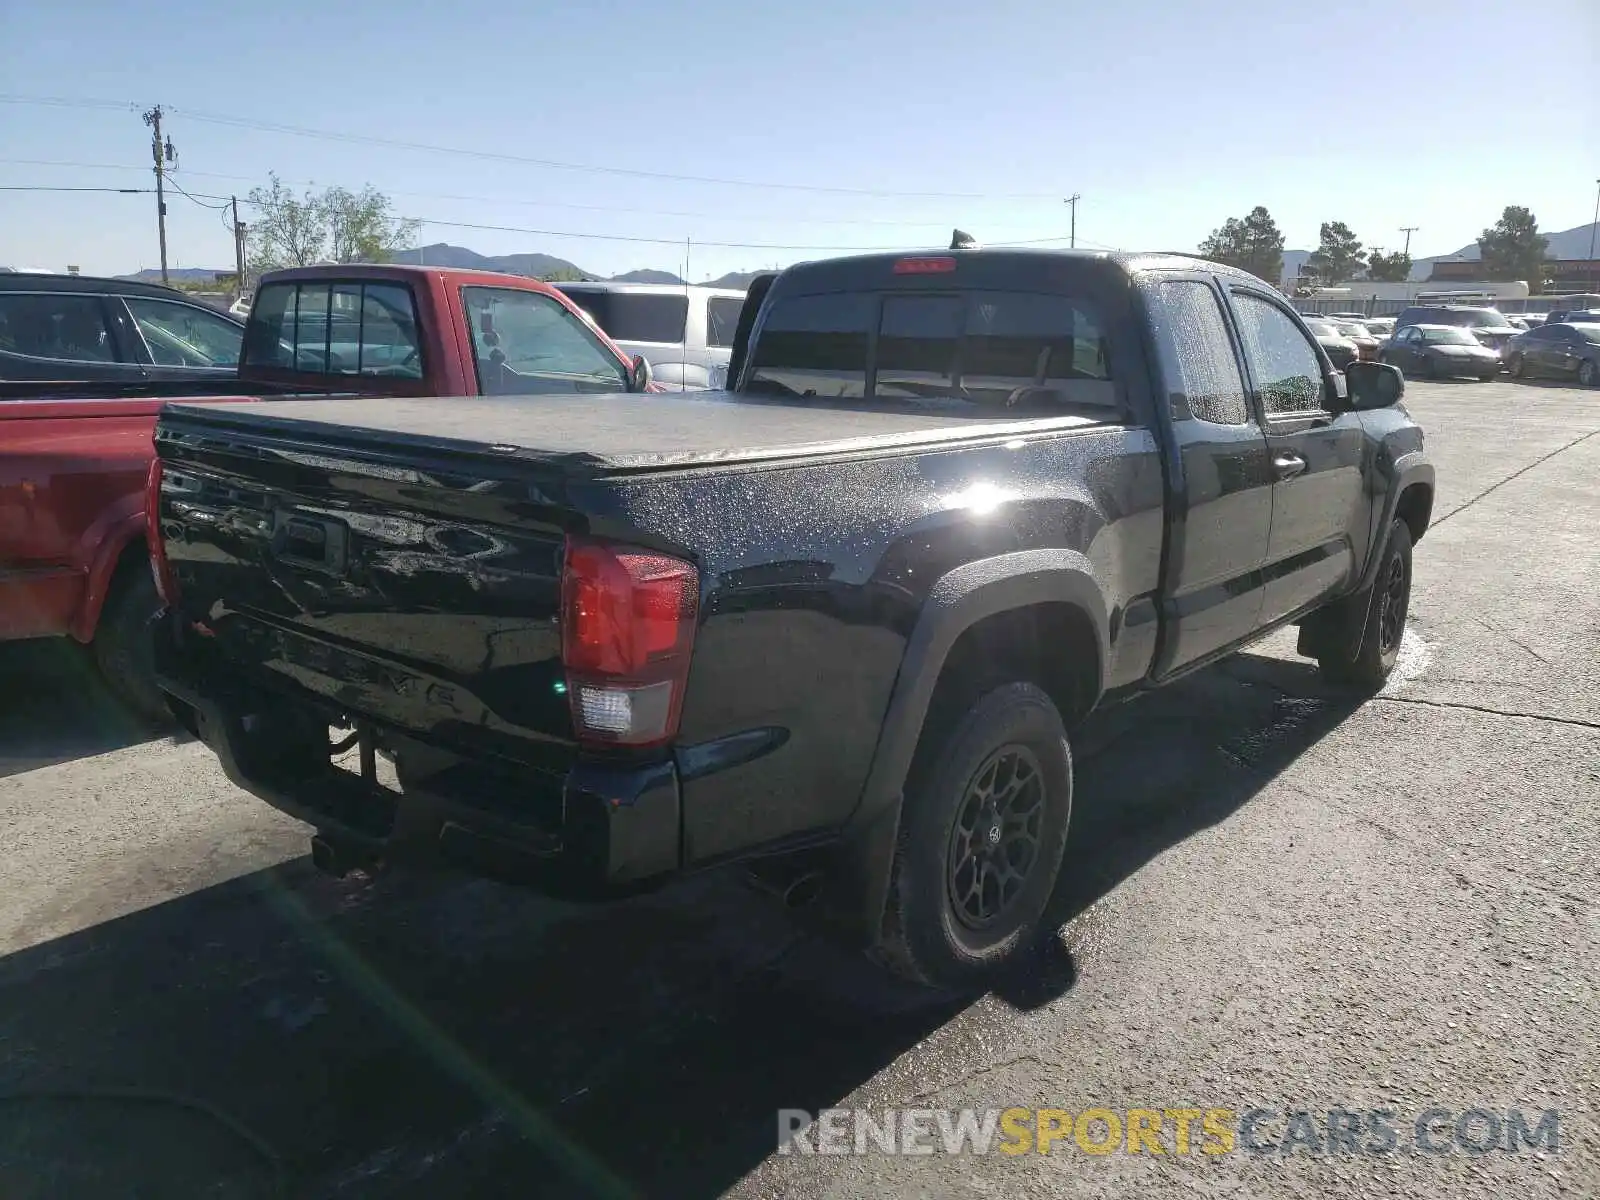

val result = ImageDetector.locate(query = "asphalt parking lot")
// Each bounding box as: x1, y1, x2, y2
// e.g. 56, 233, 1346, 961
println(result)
1, 379, 1596, 1199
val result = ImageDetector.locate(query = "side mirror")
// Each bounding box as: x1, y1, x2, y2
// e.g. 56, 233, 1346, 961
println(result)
628, 353, 653, 392
1344, 360, 1404, 410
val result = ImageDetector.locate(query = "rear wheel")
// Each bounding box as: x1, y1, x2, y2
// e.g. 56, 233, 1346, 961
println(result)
1478, 371, 1497, 382
1508, 352, 1527, 379
877, 683, 1072, 991
1580, 358, 1598, 387
93, 562, 170, 725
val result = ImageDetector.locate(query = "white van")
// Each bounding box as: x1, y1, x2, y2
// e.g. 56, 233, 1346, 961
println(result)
554, 282, 747, 391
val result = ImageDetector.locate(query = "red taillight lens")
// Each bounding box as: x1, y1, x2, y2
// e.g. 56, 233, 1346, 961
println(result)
145, 457, 180, 605
892, 256, 957, 275
560, 536, 698, 746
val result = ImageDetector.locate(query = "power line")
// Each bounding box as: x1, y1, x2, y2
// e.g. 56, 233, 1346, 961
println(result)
0, 184, 150, 193
0, 158, 970, 229
0, 179, 1119, 254
164, 174, 232, 211
0, 93, 1062, 201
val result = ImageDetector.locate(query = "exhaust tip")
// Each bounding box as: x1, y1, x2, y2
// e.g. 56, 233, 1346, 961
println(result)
782, 872, 823, 909
310, 835, 353, 878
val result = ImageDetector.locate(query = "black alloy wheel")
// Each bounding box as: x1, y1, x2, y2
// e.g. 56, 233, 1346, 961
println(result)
945, 745, 1045, 930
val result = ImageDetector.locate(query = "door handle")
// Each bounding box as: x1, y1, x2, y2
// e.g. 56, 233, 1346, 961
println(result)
1273, 453, 1308, 480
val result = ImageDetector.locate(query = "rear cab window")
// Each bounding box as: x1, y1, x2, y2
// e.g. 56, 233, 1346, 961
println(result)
747, 287, 1121, 415
243, 280, 422, 377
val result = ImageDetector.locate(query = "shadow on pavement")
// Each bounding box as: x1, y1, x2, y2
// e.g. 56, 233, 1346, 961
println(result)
0, 650, 1363, 1198
0, 639, 170, 779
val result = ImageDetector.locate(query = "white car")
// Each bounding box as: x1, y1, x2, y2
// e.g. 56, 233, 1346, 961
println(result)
554, 282, 747, 391
228, 295, 252, 318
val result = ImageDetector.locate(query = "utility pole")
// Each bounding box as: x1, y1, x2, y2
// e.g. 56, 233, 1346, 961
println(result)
1399, 226, 1419, 257
1065, 194, 1081, 249
231, 196, 248, 300
1589, 179, 1599, 288
143, 106, 174, 285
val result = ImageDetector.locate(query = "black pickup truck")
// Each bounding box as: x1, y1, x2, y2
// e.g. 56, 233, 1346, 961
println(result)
148, 247, 1434, 990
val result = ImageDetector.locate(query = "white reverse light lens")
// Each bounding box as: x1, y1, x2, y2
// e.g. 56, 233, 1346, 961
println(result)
576, 681, 675, 741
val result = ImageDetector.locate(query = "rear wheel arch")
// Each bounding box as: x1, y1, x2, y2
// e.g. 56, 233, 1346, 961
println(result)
832, 551, 1110, 950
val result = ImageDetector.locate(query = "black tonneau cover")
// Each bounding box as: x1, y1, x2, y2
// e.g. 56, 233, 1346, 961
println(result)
163, 392, 1107, 473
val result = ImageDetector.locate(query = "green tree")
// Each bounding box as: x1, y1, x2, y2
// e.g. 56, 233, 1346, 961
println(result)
1305, 221, 1367, 284
1478, 206, 1550, 291
244, 173, 326, 271
1366, 250, 1412, 282
325, 185, 419, 265
1198, 206, 1285, 286
245, 173, 419, 271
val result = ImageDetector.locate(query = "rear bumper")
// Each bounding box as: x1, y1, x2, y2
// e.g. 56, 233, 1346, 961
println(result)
153, 612, 681, 897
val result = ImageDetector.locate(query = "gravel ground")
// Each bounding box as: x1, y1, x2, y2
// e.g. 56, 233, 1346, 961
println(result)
0, 379, 1595, 1199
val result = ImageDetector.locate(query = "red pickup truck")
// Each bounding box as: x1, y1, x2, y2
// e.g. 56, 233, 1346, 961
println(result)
0, 264, 656, 720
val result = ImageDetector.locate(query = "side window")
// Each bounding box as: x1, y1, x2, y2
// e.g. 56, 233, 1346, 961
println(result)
124, 297, 243, 367
747, 292, 874, 398
0, 294, 117, 363
1231, 292, 1326, 416
1142, 279, 1249, 425
461, 287, 627, 395
706, 295, 745, 348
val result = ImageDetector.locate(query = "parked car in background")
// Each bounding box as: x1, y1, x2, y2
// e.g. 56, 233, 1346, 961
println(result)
1393, 305, 1518, 356
1547, 309, 1600, 326
1363, 316, 1396, 338
228, 294, 252, 318
0, 273, 244, 387
1504, 321, 1600, 386
554, 282, 747, 391
1303, 318, 1360, 368
1330, 319, 1382, 360
1, 264, 654, 720
1380, 324, 1501, 381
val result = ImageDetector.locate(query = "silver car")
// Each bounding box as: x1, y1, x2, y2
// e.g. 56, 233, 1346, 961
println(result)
554, 282, 747, 391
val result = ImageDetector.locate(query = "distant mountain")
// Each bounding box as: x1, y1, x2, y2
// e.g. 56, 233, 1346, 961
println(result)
116, 267, 231, 283
700, 270, 764, 290
609, 269, 684, 284
1409, 221, 1599, 280
391, 243, 590, 279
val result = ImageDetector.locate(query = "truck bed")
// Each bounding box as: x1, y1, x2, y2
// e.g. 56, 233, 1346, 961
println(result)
164, 391, 1110, 473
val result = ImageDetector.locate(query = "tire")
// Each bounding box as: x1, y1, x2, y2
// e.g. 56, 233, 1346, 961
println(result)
877, 682, 1073, 991
1317, 519, 1413, 690
1420, 355, 1436, 379
1478, 372, 1497, 382
1508, 353, 1526, 379
1580, 359, 1598, 388
93, 562, 171, 725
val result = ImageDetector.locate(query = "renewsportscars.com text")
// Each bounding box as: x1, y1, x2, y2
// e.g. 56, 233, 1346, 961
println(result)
777, 1105, 1561, 1157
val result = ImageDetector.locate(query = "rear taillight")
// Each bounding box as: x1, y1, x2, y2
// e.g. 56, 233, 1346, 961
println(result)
145, 457, 180, 605
560, 535, 698, 747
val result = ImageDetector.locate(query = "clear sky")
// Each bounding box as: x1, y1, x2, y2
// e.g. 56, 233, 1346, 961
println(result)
2, 0, 1596, 280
